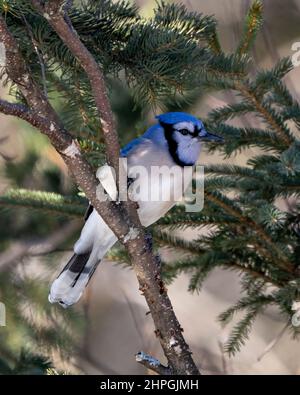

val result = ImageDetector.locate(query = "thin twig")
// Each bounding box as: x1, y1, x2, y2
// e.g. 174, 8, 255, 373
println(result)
135, 351, 171, 375
257, 323, 289, 362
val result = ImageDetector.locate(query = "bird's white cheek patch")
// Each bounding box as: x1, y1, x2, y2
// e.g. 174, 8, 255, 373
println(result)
173, 131, 191, 145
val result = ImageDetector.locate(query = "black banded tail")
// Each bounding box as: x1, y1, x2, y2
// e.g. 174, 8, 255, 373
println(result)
49, 252, 100, 308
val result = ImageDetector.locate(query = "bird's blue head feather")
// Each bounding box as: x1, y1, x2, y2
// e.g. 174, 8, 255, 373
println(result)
154, 112, 223, 166
155, 112, 204, 130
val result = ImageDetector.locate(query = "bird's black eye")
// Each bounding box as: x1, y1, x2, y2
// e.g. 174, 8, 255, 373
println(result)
180, 129, 189, 136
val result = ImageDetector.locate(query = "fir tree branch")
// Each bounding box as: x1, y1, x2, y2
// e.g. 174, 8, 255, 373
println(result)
224, 262, 284, 288
0, 4, 200, 375
205, 191, 294, 273
223, 308, 260, 356
31, 0, 121, 173
0, 11, 127, 234
0, 16, 71, 150
21, 13, 48, 98
35, 0, 201, 375
236, 0, 263, 57
235, 81, 293, 146
0, 188, 85, 217
207, 30, 221, 55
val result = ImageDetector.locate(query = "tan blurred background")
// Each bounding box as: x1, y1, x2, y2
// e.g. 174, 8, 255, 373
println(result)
1, 0, 300, 374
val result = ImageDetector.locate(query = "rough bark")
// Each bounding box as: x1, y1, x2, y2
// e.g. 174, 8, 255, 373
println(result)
0, 2, 200, 375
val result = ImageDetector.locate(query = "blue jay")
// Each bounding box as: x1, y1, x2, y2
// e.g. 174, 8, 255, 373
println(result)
49, 112, 223, 307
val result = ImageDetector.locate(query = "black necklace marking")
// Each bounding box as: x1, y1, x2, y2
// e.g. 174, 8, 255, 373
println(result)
160, 122, 194, 167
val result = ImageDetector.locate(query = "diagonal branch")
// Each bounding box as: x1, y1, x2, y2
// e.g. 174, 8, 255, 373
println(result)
31, 0, 120, 172
31, 0, 138, 225
0, 4, 200, 375
30, 0, 200, 375
0, 99, 60, 136
0, 14, 128, 237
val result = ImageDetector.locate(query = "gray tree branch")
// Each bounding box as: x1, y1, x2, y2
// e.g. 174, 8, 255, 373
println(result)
0, 2, 200, 375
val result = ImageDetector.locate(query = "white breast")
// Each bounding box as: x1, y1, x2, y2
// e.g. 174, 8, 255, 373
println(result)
127, 139, 193, 227
75, 139, 193, 256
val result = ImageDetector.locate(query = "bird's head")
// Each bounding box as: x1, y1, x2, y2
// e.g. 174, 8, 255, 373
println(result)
156, 112, 224, 166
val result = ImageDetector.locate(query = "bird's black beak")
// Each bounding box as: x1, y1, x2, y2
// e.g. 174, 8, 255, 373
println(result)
200, 131, 224, 143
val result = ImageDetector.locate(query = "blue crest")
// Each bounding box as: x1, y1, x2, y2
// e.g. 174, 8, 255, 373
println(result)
156, 112, 203, 129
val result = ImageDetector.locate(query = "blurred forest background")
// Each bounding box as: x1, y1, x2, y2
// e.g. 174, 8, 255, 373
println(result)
0, 0, 300, 374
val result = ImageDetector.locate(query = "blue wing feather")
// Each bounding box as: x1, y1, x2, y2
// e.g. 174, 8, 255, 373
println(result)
121, 124, 163, 157
121, 137, 143, 157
